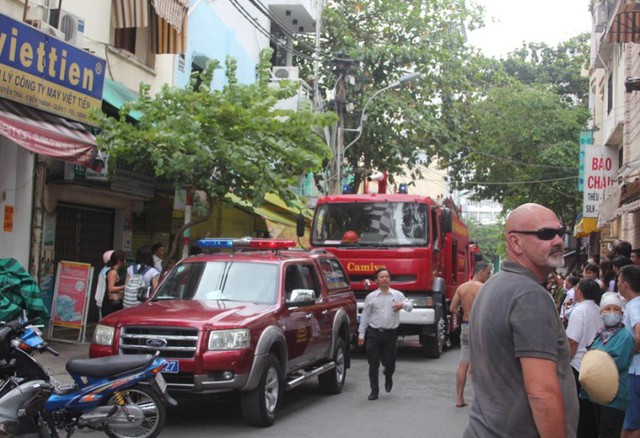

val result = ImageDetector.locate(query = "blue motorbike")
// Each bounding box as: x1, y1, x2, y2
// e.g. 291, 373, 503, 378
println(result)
0, 319, 176, 437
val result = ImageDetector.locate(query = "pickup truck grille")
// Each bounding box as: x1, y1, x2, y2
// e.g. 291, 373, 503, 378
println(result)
119, 326, 199, 358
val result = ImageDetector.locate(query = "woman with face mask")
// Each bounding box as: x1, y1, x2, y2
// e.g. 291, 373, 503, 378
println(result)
580, 292, 635, 437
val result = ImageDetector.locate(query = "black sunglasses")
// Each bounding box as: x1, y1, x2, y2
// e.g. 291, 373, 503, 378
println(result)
509, 227, 566, 241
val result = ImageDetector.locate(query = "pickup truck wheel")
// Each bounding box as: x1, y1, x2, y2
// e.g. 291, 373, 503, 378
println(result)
318, 338, 346, 394
241, 354, 282, 427
421, 316, 445, 358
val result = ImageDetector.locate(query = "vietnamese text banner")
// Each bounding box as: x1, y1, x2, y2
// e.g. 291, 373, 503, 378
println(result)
0, 14, 106, 125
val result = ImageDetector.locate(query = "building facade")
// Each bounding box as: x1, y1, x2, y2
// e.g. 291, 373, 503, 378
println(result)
0, 0, 319, 319
587, 0, 640, 254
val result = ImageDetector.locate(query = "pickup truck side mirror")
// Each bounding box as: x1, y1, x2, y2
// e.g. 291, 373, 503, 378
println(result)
286, 289, 316, 307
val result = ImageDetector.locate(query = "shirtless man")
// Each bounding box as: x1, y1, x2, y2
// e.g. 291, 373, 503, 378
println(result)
449, 261, 492, 407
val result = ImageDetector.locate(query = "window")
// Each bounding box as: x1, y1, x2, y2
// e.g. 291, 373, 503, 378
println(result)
154, 261, 278, 304
300, 264, 321, 299
317, 258, 349, 291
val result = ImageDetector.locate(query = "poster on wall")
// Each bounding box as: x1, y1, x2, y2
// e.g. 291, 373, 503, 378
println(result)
48, 261, 93, 343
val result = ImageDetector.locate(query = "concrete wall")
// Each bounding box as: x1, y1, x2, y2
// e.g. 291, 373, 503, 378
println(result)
0, 138, 34, 268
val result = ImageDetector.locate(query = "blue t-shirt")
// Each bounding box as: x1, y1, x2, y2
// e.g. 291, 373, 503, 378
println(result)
624, 296, 640, 375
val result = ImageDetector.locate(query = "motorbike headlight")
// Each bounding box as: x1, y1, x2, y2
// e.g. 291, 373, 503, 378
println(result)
93, 324, 115, 346
208, 329, 250, 351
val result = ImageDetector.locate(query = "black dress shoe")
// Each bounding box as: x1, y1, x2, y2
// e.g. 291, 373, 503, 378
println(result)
385, 376, 393, 393
368, 392, 378, 400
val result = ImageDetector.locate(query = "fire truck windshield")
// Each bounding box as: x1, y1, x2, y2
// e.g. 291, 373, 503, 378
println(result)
312, 202, 429, 247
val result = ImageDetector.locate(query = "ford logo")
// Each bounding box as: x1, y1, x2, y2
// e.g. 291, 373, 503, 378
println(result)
146, 338, 167, 348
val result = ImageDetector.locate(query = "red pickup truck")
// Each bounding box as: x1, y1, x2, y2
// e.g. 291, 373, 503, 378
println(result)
90, 238, 357, 427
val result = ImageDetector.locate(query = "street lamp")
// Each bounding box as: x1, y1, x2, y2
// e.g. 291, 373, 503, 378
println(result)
336, 72, 422, 193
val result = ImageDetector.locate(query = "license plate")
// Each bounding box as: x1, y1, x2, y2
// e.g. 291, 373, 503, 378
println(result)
163, 360, 179, 373
155, 372, 167, 393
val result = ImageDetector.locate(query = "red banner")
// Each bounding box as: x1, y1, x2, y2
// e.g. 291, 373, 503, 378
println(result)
0, 111, 97, 168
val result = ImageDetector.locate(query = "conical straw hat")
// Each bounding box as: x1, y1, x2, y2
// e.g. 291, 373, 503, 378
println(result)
579, 349, 619, 405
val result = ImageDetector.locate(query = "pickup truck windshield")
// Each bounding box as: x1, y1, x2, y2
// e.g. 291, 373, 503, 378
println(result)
312, 202, 429, 247
154, 261, 278, 304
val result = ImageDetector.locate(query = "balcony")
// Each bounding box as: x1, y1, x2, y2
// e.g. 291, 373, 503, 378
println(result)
595, 0, 640, 67
261, 0, 318, 33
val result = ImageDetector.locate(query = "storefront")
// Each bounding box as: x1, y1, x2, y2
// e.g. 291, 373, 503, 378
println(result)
0, 13, 110, 315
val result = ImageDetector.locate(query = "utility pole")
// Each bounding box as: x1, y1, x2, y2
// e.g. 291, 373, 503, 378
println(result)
328, 56, 356, 194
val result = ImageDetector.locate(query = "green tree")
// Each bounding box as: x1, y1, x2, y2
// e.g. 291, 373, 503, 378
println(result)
93, 50, 335, 261
465, 217, 504, 264
498, 34, 590, 104
448, 80, 589, 229
299, 0, 484, 191
442, 35, 590, 228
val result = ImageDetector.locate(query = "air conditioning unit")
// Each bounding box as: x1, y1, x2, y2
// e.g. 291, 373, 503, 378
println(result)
595, 3, 609, 32
26, 4, 49, 22
272, 66, 299, 80
31, 20, 65, 40
58, 10, 85, 46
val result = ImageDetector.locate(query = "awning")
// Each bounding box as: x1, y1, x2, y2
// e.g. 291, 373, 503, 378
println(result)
606, 1, 640, 43
0, 98, 100, 170
226, 193, 310, 245
148, 0, 189, 54
574, 217, 598, 238
151, 0, 189, 32
611, 198, 640, 220
112, 0, 150, 28
597, 188, 623, 228
102, 80, 143, 121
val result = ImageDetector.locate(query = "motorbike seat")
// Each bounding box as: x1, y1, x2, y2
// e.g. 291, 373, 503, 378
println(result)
66, 354, 154, 378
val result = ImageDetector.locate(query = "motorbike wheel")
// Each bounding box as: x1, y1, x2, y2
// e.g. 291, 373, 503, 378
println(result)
104, 384, 166, 438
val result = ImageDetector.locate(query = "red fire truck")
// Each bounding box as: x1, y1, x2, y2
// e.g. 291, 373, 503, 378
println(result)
308, 191, 479, 358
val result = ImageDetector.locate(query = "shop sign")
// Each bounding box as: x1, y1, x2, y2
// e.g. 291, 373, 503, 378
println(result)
0, 14, 105, 124
583, 145, 617, 218
111, 167, 156, 198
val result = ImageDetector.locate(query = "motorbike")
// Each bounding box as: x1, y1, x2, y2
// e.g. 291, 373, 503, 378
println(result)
0, 318, 176, 438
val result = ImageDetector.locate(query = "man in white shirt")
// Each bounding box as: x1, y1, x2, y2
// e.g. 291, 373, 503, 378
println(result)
358, 268, 413, 400
560, 275, 579, 324
566, 278, 604, 436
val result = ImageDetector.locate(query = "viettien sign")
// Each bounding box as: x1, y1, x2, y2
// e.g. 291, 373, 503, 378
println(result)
0, 14, 105, 125
583, 145, 618, 218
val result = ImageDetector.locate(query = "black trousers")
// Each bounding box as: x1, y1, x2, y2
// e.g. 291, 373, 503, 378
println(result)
572, 366, 598, 438
365, 327, 398, 392
593, 403, 626, 438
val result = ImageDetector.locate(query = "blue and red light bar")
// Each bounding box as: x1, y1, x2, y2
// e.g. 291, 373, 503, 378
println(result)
196, 238, 297, 250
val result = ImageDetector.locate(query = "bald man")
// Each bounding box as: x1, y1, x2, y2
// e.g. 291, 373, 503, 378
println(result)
463, 203, 578, 438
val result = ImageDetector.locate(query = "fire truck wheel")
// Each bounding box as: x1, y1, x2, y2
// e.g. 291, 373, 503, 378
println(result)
420, 317, 445, 358
318, 338, 347, 394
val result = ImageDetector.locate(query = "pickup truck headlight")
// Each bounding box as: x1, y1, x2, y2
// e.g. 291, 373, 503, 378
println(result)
208, 329, 250, 350
93, 324, 115, 346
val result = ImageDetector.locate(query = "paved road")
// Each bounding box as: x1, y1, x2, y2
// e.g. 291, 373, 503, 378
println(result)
40, 336, 472, 437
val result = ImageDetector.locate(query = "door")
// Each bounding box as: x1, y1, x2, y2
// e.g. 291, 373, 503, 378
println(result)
55, 204, 114, 322
298, 263, 332, 360
282, 264, 316, 368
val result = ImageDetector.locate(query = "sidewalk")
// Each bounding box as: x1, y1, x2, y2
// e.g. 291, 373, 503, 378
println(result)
38, 328, 92, 385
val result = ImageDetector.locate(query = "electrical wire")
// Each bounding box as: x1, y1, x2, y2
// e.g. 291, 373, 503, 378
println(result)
228, 0, 316, 61
247, 0, 333, 60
